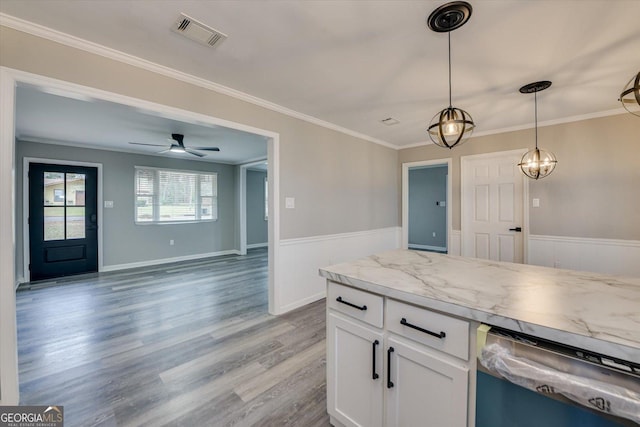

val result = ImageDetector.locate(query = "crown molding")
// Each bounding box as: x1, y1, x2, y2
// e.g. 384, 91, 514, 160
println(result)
397, 108, 628, 150
0, 13, 396, 150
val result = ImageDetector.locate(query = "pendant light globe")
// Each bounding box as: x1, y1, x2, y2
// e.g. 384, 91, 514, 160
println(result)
426, 1, 475, 149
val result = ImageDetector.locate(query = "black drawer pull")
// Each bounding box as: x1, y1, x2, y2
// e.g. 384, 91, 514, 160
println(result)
387, 347, 394, 388
372, 340, 379, 380
400, 318, 446, 339
336, 296, 367, 311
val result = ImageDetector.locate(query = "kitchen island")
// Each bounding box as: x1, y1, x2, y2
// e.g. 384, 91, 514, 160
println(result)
319, 249, 640, 427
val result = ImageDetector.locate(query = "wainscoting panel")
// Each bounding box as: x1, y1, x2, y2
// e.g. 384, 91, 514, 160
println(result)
276, 227, 401, 313
528, 235, 640, 277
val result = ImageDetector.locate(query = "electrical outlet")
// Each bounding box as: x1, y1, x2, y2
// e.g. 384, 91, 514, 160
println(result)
170, 239, 175, 246
432, 232, 436, 237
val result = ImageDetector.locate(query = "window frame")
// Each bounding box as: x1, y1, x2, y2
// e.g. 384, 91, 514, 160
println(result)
134, 166, 218, 225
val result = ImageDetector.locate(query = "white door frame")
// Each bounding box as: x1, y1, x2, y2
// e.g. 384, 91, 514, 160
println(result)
460, 149, 529, 263
22, 158, 104, 283
402, 158, 452, 251
0, 66, 281, 404
239, 160, 268, 255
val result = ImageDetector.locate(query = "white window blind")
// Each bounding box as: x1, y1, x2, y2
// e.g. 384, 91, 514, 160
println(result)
135, 167, 217, 224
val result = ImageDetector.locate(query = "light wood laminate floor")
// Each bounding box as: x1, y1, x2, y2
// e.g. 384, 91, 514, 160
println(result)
16, 249, 330, 427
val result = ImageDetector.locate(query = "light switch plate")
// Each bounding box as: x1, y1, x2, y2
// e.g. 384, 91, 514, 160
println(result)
104, 200, 114, 208
532, 198, 540, 208
285, 197, 295, 209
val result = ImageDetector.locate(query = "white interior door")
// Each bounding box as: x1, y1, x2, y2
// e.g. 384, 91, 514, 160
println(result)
462, 150, 525, 263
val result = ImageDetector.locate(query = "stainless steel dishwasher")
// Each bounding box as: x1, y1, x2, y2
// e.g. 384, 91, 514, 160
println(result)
476, 324, 640, 427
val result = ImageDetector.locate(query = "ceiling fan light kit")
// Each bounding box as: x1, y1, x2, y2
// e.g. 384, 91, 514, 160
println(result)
517, 81, 558, 180
619, 71, 640, 117
426, 1, 476, 149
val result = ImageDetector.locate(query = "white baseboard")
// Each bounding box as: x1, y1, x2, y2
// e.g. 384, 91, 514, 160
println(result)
101, 249, 241, 272
408, 244, 447, 252
449, 230, 461, 256
247, 242, 268, 249
528, 235, 640, 277
275, 227, 401, 313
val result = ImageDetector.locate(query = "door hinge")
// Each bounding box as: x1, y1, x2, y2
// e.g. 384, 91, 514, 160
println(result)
28, 263, 31, 270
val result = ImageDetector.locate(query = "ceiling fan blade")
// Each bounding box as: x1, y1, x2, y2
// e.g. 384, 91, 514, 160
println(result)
129, 142, 169, 147
185, 148, 205, 157
189, 146, 220, 152
158, 148, 172, 154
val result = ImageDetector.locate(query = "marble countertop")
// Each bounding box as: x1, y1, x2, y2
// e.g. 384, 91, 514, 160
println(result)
319, 250, 640, 363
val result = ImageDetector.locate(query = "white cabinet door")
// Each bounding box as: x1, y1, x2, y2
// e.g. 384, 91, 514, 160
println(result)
328, 312, 384, 427
385, 336, 469, 427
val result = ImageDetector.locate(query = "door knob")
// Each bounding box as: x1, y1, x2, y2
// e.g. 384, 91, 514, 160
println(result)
509, 227, 522, 232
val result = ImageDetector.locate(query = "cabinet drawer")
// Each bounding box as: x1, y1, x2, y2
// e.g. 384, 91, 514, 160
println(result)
328, 282, 383, 328
386, 299, 469, 360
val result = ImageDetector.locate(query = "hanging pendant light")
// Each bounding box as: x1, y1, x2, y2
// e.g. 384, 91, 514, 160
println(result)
619, 71, 640, 117
518, 81, 557, 180
427, 1, 475, 149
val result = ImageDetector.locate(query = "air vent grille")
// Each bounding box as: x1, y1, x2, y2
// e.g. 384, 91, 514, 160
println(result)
172, 13, 227, 48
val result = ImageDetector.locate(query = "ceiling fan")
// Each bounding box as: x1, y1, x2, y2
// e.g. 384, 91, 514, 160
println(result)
129, 133, 220, 158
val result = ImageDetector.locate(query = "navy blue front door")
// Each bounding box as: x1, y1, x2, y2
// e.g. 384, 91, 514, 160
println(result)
29, 163, 98, 281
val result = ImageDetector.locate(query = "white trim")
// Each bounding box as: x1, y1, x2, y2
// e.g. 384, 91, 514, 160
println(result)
0, 13, 394, 150
278, 291, 326, 314
408, 244, 447, 252
279, 226, 400, 247
471, 109, 626, 139
529, 234, 640, 247
22, 157, 104, 283
460, 149, 529, 262
397, 109, 627, 150
528, 235, 640, 277
449, 230, 461, 256
247, 243, 268, 249
401, 159, 452, 253
239, 159, 268, 256
101, 249, 241, 272
0, 67, 19, 405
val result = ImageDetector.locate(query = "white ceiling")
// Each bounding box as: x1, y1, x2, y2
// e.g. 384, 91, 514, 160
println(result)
2, 0, 639, 151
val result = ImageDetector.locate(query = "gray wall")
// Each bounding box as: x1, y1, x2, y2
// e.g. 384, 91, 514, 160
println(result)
408, 166, 447, 248
247, 169, 268, 245
399, 113, 640, 240
0, 26, 399, 241
16, 141, 237, 272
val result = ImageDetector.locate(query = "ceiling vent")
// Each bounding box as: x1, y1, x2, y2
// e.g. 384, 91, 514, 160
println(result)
172, 13, 227, 48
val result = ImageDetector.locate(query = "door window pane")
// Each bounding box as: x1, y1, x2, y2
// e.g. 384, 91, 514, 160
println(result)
44, 207, 65, 241
66, 207, 85, 239
44, 172, 65, 206
66, 173, 86, 206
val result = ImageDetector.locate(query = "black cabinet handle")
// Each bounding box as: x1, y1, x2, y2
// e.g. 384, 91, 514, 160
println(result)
387, 347, 394, 388
509, 227, 522, 232
400, 318, 446, 339
336, 296, 367, 311
372, 340, 379, 380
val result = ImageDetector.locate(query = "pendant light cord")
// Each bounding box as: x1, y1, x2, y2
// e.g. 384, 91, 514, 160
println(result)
534, 90, 538, 150
448, 32, 452, 108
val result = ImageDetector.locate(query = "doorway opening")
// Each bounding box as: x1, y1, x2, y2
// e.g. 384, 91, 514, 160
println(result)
0, 67, 281, 404
402, 159, 452, 253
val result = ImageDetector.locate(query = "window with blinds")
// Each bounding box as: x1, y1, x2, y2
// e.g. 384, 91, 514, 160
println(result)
135, 166, 217, 224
